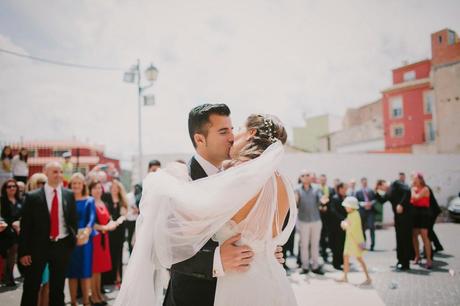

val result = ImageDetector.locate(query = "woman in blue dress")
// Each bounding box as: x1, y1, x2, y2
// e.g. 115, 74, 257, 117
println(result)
66, 173, 96, 306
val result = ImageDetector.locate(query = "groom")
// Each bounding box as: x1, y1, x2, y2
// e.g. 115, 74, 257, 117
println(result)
163, 104, 283, 306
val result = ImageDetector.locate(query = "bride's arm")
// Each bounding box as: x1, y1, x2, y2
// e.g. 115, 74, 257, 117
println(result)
272, 174, 290, 237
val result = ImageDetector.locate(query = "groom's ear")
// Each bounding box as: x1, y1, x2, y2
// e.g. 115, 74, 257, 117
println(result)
194, 133, 206, 147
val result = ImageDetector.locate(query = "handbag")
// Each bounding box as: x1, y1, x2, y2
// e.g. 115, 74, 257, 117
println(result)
76, 228, 89, 246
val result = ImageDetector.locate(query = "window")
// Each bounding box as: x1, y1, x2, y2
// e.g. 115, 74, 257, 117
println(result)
403, 70, 416, 82
423, 91, 434, 114
391, 125, 404, 138
390, 96, 403, 118
438, 35, 442, 44
27, 149, 36, 157
425, 121, 435, 142
53, 149, 70, 157
448, 30, 456, 45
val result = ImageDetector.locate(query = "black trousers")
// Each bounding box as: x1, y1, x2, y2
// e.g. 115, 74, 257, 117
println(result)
163, 271, 216, 306
328, 226, 345, 268
428, 217, 443, 250
21, 236, 74, 306
125, 220, 136, 254
395, 216, 412, 268
319, 212, 329, 259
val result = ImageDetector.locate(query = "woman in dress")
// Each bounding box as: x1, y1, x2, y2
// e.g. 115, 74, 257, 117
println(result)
337, 196, 371, 286
115, 114, 298, 306
102, 179, 127, 287
66, 173, 96, 306
90, 180, 119, 306
0, 146, 13, 188
0, 178, 23, 287
410, 172, 433, 269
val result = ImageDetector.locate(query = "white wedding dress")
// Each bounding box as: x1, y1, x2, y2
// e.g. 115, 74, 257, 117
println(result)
213, 178, 298, 306
114, 142, 297, 306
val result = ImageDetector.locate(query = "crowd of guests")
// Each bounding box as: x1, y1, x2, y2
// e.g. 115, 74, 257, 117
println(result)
0, 148, 160, 306
285, 171, 444, 278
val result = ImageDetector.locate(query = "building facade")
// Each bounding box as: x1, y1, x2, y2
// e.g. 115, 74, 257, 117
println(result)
292, 114, 342, 152
431, 29, 460, 153
381, 59, 434, 153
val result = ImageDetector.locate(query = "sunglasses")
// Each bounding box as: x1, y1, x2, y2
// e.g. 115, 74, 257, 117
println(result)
6, 185, 17, 189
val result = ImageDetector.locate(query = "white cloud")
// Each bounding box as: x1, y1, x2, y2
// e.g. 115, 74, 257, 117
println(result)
1, 0, 459, 167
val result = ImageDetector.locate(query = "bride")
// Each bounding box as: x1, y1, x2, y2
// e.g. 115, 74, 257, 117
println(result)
115, 114, 298, 306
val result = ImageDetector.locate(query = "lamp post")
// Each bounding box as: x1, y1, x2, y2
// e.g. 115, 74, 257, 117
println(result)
123, 59, 158, 181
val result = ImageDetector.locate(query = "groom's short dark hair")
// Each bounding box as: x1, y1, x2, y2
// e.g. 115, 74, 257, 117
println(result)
188, 103, 231, 148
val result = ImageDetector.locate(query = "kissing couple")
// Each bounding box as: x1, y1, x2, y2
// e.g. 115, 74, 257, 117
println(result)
115, 103, 298, 306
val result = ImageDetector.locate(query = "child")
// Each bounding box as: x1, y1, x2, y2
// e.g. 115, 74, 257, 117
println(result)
337, 196, 372, 286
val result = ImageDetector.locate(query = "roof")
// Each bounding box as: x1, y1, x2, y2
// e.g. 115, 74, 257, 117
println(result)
8, 140, 105, 152
28, 156, 100, 166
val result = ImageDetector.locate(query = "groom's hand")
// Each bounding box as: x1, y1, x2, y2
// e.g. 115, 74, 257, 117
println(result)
220, 234, 254, 273
275, 246, 285, 264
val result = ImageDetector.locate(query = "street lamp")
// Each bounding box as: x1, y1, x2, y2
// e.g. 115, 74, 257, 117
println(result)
123, 59, 159, 181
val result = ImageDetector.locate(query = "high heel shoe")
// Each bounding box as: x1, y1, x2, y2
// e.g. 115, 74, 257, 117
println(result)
413, 257, 421, 265
424, 262, 433, 269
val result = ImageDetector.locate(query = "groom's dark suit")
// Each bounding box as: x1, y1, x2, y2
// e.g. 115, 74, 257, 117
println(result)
163, 157, 218, 306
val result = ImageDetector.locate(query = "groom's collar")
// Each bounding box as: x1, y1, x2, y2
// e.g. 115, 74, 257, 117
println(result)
193, 153, 220, 176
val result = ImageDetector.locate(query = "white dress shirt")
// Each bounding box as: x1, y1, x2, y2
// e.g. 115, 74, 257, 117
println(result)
193, 153, 225, 277
44, 183, 68, 239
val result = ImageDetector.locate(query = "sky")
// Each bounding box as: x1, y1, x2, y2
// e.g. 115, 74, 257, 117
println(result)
1, 0, 459, 168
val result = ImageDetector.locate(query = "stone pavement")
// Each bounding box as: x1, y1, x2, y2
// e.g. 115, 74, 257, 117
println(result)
1, 223, 459, 305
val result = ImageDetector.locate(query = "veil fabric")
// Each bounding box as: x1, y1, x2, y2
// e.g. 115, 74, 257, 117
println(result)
114, 141, 289, 306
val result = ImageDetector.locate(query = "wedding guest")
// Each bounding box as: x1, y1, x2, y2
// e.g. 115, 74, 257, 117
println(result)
347, 179, 357, 197
62, 151, 74, 188
0, 178, 23, 286
328, 182, 347, 270
66, 173, 96, 306
356, 177, 376, 251
410, 172, 433, 269
19, 161, 78, 306
11, 147, 29, 184
25, 172, 49, 306
295, 172, 323, 275
125, 184, 140, 254
148, 159, 161, 173
102, 179, 127, 287
427, 186, 443, 253
318, 174, 334, 263
0, 146, 13, 188
90, 180, 119, 305
374, 180, 387, 227
336, 196, 371, 286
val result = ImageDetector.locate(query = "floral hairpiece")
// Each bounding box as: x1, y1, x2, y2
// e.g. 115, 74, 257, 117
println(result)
263, 118, 277, 143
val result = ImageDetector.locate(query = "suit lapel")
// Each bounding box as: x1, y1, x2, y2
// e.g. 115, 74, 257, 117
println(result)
188, 157, 208, 181
39, 188, 51, 223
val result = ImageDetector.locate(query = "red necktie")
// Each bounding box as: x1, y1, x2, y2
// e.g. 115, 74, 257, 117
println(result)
50, 189, 59, 239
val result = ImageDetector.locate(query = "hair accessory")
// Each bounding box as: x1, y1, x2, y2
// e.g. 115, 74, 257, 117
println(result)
263, 118, 277, 143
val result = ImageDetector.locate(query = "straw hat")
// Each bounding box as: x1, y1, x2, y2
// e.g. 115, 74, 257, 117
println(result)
342, 196, 359, 209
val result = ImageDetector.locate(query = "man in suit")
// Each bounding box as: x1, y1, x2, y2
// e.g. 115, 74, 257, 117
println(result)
380, 177, 413, 270
356, 177, 376, 251
327, 182, 347, 270
19, 161, 78, 306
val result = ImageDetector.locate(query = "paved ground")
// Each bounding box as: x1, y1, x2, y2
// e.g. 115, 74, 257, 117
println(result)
1, 223, 459, 305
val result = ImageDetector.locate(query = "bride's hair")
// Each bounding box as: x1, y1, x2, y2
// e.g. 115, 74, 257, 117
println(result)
238, 114, 287, 160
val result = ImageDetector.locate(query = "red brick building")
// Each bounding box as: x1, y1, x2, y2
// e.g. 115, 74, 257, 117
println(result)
381, 60, 434, 152
8, 140, 120, 178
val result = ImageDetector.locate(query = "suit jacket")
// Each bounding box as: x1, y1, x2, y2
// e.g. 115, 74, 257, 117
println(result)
18, 187, 78, 258
328, 194, 347, 227
385, 180, 412, 218
164, 157, 218, 306
356, 188, 376, 213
